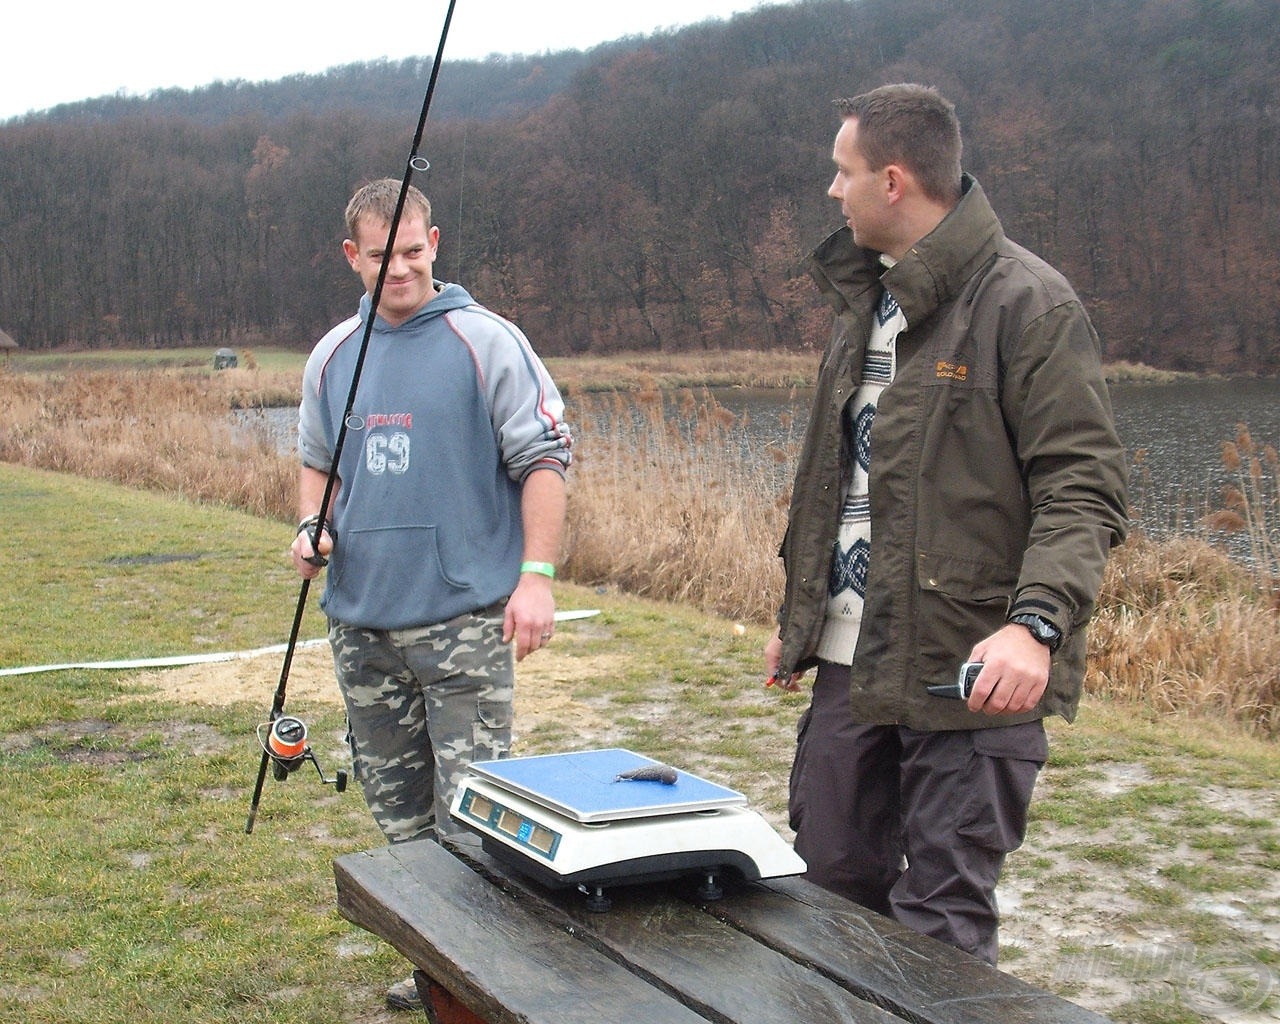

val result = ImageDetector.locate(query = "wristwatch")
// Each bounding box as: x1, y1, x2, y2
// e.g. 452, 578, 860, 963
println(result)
1009, 613, 1063, 653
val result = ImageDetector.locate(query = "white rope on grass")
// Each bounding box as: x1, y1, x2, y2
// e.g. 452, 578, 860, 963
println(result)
0, 609, 601, 678
0, 639, 330, 678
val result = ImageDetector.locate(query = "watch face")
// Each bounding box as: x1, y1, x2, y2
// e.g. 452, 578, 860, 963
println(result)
1013, 614, 1060, 647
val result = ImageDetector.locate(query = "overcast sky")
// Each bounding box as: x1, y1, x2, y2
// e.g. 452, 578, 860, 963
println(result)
2, 0, 770, 120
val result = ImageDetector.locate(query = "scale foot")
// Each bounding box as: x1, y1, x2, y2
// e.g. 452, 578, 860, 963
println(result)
579, 884, 612, 913
697, 872, 724, 901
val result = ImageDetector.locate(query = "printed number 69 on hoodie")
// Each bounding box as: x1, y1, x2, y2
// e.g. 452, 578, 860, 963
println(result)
365, 432, 411, 475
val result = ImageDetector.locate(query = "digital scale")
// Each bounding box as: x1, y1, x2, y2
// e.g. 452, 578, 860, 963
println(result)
449, 748, 805, 908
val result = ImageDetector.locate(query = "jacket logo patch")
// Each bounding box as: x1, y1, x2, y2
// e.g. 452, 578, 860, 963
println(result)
935, 360, 968, 382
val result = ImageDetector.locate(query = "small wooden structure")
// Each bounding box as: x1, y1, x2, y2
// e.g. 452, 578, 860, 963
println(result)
335, 835, 1115, 1024
0, 328, 17, 360
213, 347, 238, 369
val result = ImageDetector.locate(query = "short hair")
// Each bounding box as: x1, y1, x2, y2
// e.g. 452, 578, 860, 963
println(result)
344, 178, 433, 241
834, 84, 963, 206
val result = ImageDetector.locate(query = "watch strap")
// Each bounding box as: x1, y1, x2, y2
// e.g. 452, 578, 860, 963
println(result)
1009, 612, 1062, 653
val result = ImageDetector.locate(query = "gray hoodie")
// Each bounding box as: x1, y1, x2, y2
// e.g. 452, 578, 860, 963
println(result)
298, 283, 572, 630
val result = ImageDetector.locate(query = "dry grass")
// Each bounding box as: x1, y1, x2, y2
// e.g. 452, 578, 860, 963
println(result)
2, 360, 1277, 738
1089, 534, 1280, 735
0, 367, 298, 521
561, 388, 795, 622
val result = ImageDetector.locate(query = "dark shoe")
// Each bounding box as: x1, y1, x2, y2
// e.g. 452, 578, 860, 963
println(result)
385, 975, 422, 1012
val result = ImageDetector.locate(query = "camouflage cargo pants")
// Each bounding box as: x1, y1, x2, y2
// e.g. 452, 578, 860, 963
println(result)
328, 603, 513, 844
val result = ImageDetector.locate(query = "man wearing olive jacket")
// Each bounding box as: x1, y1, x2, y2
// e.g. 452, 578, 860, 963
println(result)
764, 84, 1128, 964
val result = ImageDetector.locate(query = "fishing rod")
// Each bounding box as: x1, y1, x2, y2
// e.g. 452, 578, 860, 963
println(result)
245, 0, 461, 833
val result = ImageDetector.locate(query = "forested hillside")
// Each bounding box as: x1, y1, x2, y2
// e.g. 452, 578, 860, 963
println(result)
12, 52, 602, 127
1, 0, 1277, 372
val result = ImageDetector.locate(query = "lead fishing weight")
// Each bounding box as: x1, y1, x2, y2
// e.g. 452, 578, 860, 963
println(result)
614, 764, 679, 784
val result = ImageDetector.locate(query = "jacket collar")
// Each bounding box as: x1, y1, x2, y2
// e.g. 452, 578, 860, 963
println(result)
809, 175, 1004, 328
807, 227, 881, 313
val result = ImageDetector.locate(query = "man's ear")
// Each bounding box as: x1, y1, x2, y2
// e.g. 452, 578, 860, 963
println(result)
342, 238, 359, 268
884, 164, 909, 204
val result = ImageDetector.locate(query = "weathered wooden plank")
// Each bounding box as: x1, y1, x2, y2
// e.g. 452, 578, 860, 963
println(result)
334, 840, 710, 1024
457, 843, 906, 1024
705, 876, 1115, 1024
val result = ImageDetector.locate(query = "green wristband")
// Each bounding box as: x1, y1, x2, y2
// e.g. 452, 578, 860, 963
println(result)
520, 560, 556, 579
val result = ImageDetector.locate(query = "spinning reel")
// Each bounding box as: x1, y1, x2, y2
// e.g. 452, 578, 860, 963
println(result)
256, 715, 348, 790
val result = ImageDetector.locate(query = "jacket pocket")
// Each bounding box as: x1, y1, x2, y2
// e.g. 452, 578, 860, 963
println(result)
333, 524, 472, 592
915, 550, 1015, 670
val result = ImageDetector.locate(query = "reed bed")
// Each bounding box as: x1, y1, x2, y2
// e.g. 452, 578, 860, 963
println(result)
0, 367, 298, 521
2, 363, 1276, 736
562, 387, 796, 621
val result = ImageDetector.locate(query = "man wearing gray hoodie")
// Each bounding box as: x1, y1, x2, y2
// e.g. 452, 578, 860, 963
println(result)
291, 177, 572, 1011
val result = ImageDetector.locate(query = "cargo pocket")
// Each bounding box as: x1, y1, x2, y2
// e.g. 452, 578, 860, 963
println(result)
472, 698, 512, 763
788, 704, 816, 833
956, 722, 1047, 853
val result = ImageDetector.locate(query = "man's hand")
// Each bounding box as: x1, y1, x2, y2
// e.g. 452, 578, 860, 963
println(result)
763, 630, 804, 691
965, 623, 1052, 715
290, 523, 333, 579
293, 467, 338, 580
504, 572, 556, 661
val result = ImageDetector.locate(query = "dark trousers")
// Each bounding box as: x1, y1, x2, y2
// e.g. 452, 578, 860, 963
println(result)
789, 660, 1047, 964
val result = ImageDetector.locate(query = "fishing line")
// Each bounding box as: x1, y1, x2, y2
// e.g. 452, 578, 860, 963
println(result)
245, 0, 461, 834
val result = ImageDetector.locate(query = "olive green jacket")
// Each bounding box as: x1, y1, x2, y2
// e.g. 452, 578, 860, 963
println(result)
776, 176, 1128, 728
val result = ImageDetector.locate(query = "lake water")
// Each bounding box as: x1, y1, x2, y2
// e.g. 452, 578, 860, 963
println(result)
701, 377, 1280, 538
240, 377, 1280, 541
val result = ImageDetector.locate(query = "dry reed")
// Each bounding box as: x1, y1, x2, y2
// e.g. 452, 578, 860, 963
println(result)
2, 366, 1276, 736
0, 367, 298, 521
1203, 422, 1280, 587
561, 387, 796, 622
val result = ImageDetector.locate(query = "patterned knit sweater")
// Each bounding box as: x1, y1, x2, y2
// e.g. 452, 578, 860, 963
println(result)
816, 281, 906, 664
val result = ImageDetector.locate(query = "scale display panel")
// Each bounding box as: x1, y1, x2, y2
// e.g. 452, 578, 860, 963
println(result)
465, 748, 748, 823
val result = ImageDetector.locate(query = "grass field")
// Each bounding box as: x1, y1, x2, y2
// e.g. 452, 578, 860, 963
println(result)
2, 460, 1276, 1024
2, 348, 1277, 1022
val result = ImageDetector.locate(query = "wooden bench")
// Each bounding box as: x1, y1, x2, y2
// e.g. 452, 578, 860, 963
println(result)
335, 835, 1114, 1024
